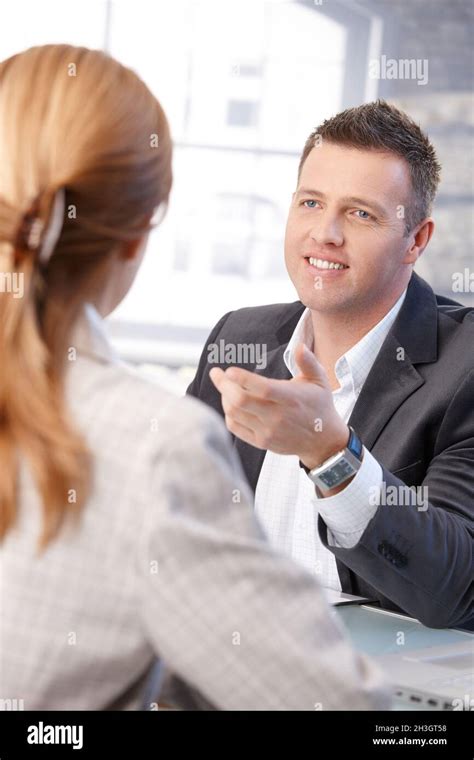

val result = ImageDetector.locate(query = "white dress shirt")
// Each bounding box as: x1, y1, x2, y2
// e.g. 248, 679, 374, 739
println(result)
255, 290, 407, 591
0, 304, 389, 710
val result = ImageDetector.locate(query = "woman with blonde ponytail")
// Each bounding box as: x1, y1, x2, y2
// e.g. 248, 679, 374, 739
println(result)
0, 45, 388, 712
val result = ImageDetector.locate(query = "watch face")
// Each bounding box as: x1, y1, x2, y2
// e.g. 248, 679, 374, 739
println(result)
319, 459, 355, 488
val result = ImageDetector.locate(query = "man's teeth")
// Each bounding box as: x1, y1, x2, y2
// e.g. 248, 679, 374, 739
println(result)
308, 257, 347, 270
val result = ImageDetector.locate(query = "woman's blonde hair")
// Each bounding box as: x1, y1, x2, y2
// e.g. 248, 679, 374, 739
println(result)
0, 44, 172, 549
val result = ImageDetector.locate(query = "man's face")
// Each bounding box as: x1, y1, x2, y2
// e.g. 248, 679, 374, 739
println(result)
284, 141, 417, 314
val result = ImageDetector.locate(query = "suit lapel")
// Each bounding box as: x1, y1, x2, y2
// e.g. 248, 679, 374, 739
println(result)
348, 334, 425, 449
348, 273, 438, 450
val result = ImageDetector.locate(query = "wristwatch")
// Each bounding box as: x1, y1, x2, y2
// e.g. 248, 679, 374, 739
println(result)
300, 426, 363, 493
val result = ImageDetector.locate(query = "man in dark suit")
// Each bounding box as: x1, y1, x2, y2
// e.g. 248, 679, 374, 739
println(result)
188, 101, 474, 631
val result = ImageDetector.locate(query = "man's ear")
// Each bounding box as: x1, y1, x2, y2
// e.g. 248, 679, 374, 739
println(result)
403, 218, 435, 264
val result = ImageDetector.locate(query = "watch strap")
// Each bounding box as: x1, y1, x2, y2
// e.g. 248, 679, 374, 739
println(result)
346, 426, 363, 461
299, 426, 362, 474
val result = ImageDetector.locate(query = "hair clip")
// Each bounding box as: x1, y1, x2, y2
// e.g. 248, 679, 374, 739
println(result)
14, 197, 43, 256
14, 189, 65, 267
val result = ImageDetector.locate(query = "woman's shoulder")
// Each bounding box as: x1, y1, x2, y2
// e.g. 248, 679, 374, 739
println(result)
67, 353, 225, 456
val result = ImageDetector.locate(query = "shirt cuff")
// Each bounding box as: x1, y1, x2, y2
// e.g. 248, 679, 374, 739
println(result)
311, 447, 383, 549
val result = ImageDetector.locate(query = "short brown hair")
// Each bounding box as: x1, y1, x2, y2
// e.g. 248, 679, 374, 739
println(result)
298, 100, 441, 233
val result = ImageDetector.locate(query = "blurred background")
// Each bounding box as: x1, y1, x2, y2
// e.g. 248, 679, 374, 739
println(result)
1, 0, 473, 391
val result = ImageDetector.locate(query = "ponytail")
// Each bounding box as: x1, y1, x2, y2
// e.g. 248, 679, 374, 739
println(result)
0, 191, 90, 550
0, 44, 172, 548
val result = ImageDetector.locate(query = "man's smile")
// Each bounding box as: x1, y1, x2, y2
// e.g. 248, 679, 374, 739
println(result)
304, 255, 350, 274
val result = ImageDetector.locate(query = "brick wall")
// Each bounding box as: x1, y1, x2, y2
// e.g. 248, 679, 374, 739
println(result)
355, 0, 473, 303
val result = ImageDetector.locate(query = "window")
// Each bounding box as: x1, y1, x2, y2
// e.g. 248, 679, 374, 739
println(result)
226, 100, 259, 128
0, 0, 379, 375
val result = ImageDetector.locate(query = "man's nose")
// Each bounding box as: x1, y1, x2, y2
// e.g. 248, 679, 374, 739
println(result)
309, 213, 344, 247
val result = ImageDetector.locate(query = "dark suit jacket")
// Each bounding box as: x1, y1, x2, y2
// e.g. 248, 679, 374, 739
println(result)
187, 273, 474, 630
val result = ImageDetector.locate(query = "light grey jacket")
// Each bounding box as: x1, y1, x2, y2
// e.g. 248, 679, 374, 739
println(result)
0, 305, 389, 710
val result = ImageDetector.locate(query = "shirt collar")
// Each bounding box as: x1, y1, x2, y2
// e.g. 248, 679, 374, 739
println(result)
69, 303, 121, 365
284, 289, 407, 393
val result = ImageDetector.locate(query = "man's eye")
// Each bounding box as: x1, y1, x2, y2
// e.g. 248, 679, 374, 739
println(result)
353, 209, 372, 220
302, 200, 318, 208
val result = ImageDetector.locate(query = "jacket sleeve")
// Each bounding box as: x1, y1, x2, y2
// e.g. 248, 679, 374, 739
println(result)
137, 398, 390, 710
320, 369, 474, 629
